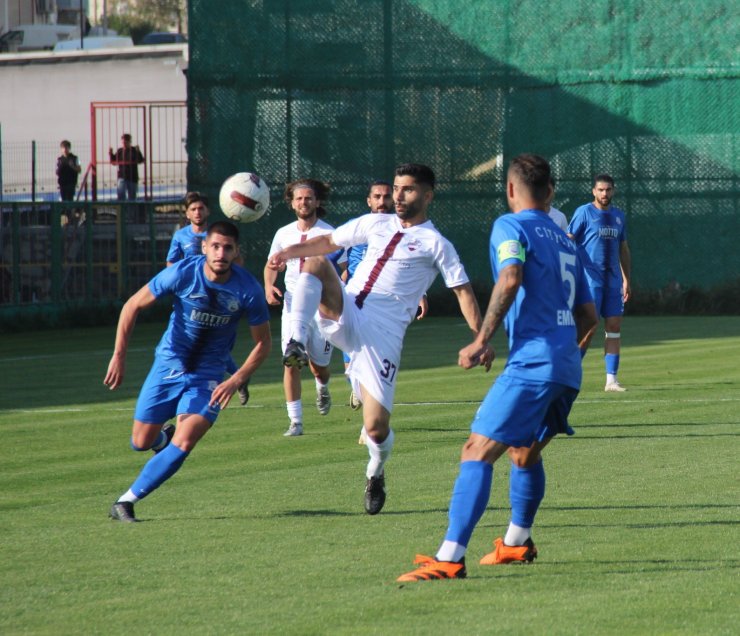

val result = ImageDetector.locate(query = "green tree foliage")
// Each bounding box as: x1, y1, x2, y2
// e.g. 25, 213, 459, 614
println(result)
105, 0, 186, 43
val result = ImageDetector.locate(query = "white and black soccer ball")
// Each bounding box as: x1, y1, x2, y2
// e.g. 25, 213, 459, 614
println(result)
219, 172, 270, 223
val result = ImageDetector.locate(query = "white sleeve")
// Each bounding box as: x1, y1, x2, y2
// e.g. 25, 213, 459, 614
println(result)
435, 238, 470, 288
332, 214, 372, 249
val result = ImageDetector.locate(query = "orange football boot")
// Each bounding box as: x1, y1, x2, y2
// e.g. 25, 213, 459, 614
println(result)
479, 537, 537, 565
397, 555, 467, 582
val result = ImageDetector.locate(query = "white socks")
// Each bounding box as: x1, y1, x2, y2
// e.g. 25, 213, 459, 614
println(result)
436, 540, 467, 563
117, 489, 139, 504
504, 522, 531, 546
364, 428, 395, 479
290, 272, 322, 343
286, 399, 302, 423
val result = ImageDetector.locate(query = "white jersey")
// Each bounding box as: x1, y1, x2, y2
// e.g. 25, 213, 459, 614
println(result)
268, 219, 341, 298
548, 206, 568, 232
333, 213, 469, 329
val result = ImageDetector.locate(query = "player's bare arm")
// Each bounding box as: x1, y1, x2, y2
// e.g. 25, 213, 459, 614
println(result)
451, 283, 493, 371
459, 265, 521, 369
620, 240, 632, 302
104, 285, 158, 390
209, 321, 272, 408
263, 262, 283, 305
267, 234, 341, 270
574, 301, 599, 354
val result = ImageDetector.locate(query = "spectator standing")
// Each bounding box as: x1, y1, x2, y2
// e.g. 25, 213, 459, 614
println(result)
109, 133, 145, 200
56, 140, 80, 202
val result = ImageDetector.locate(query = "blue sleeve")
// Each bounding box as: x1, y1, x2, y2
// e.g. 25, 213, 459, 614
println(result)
490, 215, 525, 278
148, 260, 184, 298
567, 209, 583, 240
245, 293, 271, 326
166, 234, 182, 263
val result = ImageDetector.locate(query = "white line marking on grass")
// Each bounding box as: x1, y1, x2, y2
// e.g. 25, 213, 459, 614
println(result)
0, 347, 150, 363
4, 397, 737, 415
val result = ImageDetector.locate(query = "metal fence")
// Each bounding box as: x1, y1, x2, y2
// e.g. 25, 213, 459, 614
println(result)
0, 101, 187, 202
0, 200, 183, 306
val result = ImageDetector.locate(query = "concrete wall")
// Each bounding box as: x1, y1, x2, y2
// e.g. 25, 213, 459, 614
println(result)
0, 43, 187, 144
0, 43, 187, 198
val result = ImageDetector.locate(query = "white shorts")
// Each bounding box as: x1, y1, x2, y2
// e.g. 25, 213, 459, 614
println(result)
317, 287, 404, 413
281, 300, 333, 367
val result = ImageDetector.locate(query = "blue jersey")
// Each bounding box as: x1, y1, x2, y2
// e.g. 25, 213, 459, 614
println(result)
149, 256, 270, 373
567, 203, 627, 289
490, 209, 592, 389
346, 244, 368, 278
167, 226, 206, 263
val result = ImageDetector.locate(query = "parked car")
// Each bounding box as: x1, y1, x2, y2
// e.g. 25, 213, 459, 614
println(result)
0, 24, 77, 52
139, 32, 187, 45
53, 36, 134, 52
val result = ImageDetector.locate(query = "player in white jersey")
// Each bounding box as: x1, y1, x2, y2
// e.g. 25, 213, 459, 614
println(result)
264, 179, 346, 437
545, 176, 569, 231
268, 163, 491, 515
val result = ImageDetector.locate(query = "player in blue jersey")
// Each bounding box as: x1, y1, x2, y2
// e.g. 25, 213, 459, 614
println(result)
167, 192, 251, 405
398, 154, 598, 581
105, 221, 272, 522
568, 174, 632, 392
166, 191, 210, 264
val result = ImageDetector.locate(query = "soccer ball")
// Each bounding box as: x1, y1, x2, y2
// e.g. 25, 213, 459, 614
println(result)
219, 172, 270, 223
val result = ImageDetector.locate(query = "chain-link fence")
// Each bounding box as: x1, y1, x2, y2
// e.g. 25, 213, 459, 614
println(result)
186, 0, 739, 293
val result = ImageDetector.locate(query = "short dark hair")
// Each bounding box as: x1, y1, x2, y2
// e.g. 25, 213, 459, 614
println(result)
284, 178, 331, 218
207, 220, 239, 241
593, 173, 614, 187
508, 154, 551, 202
60, 140, 71, 149
394, 163, 435, 189
184, 191, 208, 208
367, 180, 391, 196
121, 133, 132, 142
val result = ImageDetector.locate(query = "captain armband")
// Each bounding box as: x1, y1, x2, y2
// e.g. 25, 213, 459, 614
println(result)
497, 240, 525, 264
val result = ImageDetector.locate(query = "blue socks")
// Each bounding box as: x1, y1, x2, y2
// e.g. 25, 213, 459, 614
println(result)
443, 460, 493, 547
605, 353, 620, 375
130, 443, 190, 500
509, 459, 545, 528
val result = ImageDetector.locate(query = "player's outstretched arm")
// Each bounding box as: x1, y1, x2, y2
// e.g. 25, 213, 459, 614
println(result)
268, 234, 341, 270
104, 285, 157, 390
209, 321, 272, 409
452, 282, 492, 371
459, 265, 521, 370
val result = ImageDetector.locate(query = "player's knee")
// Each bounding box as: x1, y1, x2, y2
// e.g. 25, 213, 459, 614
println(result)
364, 418, 390, 443
507, 446, 541, 467
130, 435, 151, 451
300, 255, 328, 276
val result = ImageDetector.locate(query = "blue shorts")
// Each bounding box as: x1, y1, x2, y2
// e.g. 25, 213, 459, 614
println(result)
590, 285, 624, 319
134, 359, 223, 425
471, 373, 578, 447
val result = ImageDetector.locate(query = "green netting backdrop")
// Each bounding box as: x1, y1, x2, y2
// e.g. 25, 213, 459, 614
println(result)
187, 0, 739, 294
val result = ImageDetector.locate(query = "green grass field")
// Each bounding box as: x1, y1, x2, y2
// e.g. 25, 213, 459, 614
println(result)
1, 316, 738, 635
